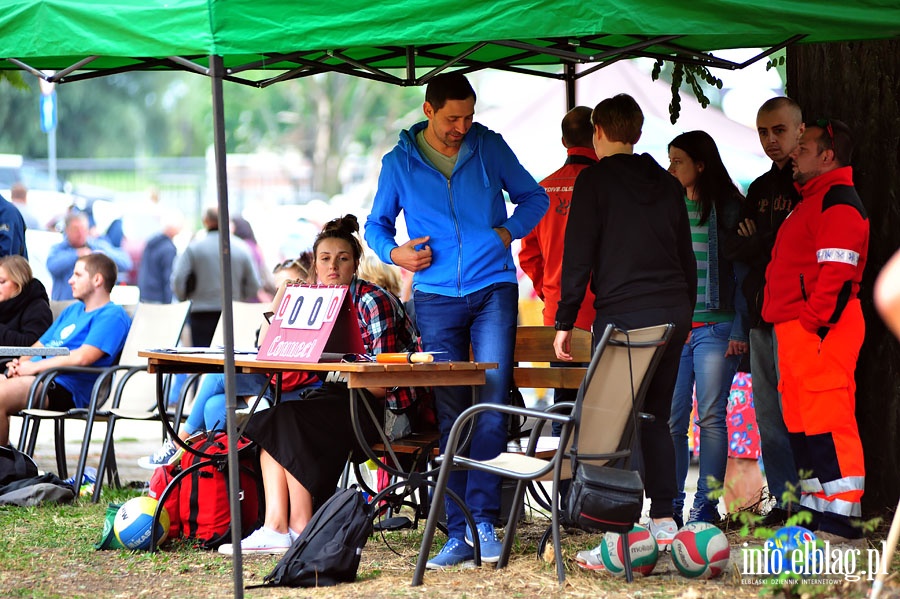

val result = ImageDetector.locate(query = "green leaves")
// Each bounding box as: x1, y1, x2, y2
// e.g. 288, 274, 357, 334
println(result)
766, 56, 786, 71
651, 58, 724, 124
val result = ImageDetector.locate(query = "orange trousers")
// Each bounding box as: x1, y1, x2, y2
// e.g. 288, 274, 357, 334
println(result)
775, 299, 865, 536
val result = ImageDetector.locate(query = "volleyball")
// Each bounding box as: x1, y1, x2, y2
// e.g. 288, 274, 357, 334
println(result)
671, 521, 731, 579
765, 525, 818, 576
598, 524, 659, 577
114, 496, 169, 550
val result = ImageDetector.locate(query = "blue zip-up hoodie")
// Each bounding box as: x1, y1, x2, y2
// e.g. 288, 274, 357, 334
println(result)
365, 121, 549, 297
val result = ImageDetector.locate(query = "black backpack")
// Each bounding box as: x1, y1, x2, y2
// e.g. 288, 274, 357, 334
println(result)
0, 446, 38, 486
257, 488, 373, 588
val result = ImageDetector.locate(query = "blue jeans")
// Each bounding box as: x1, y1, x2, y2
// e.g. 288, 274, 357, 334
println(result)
669, 322, 740, 517
183, 373, 316, 434
749, 326, 799, 509
414, 282, 517, 539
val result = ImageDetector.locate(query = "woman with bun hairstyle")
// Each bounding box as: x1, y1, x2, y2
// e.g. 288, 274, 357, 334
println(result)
0, 255, 52, 346
219, 214, 429, 555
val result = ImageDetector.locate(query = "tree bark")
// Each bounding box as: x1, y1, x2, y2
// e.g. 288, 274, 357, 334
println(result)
787, 39, 900, 512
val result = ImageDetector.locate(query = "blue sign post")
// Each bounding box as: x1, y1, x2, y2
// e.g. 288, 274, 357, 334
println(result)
40, 91, 57, 133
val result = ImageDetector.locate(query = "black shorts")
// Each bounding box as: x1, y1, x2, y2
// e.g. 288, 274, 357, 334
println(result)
45, 382, 75, 411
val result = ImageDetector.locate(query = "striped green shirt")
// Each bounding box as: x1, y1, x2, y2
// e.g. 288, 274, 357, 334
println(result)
687, 198, 732, 324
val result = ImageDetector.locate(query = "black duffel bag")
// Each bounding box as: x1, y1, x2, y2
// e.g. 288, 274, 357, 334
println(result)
565, 462, 643, 533
0, 445, 38, 485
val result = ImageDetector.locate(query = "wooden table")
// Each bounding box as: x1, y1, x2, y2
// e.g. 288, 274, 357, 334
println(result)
138, 350, 497, 548
140, 350, 495, 470
140, 350, 495, 389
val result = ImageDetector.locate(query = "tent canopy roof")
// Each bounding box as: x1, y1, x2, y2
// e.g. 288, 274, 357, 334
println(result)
2, 0, 898, 86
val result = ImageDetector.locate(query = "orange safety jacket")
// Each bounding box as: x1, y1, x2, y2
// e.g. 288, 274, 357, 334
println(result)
520, 146, 598, 330
762, 166, 868, 338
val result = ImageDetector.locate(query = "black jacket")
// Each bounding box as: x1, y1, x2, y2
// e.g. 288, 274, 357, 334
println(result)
558, 153, 697, 323
0, 278, 53, 346
723, 162, 799, 328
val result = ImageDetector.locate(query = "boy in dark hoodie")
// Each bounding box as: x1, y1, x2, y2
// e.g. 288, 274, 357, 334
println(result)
554, 93, 696, 561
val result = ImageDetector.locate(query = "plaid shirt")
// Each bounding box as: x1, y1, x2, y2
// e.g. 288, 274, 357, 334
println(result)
351, 277, 427, 412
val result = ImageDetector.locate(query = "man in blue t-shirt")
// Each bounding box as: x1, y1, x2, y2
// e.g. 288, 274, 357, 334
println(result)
0, 253, 131, 446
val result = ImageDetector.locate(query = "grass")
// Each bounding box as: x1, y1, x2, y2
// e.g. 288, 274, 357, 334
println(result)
0, 487, 895, 599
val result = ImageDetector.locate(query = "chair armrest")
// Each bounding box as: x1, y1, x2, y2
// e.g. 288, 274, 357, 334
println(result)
24, 364, 120, 412
444, 402, 574, 458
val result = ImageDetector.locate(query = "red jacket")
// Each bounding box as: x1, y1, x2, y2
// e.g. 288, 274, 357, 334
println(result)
520, 146, 597, 330
762, 166, 868, 337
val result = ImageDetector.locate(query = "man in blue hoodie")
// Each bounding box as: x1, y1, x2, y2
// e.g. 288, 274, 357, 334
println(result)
366, 72, 548, 568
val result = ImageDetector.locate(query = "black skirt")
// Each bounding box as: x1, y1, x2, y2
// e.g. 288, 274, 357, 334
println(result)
244, 382, 380, 510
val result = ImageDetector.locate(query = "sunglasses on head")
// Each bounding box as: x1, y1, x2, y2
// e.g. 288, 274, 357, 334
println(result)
816, 118, 835, 153
274, 258, 302, 273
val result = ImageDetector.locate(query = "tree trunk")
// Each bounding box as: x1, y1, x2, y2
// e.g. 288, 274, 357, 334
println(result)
787, 39, 900, 512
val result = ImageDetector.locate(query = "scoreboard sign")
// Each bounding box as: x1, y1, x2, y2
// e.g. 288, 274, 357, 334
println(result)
256, 284, 364, 363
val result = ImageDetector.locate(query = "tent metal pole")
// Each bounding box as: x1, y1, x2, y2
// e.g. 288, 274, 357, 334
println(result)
565, 63, 575, 110
209, 53, 244, 599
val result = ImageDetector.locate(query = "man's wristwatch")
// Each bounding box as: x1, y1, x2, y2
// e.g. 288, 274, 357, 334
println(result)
554, 321, 573, 331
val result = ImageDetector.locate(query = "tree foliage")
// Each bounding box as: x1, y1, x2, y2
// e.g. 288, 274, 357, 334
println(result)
0, 71, 421, 197
651, 59, 724, 124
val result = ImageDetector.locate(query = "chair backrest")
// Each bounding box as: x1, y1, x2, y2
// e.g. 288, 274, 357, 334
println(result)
567, 323, 673, 467
110, 285, 140, 308
111, 300, 191, 410
49, 299, 76, 321
118, 301, 192, 365
210, 301, 266, 348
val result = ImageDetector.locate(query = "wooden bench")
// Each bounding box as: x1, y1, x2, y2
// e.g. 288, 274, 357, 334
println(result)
512, 325, 592, 389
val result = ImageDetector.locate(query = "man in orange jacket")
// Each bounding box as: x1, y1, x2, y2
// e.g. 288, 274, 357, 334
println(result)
519, 106, 598, 434
762, 119, 868, 544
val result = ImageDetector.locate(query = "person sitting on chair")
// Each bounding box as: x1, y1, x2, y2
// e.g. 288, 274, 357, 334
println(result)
0, 255, 52, 347
218, 214, 429, 555
137, 257, 320, 470
0, 253, 131, 447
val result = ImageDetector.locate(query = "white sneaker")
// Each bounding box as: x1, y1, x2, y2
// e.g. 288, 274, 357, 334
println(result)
235, 398, 272, 426
574, 543, 606, 571
137, 440, 183, 471
648, 519, 678, 551
217, 526, 291, 555
288, 528, 301, 544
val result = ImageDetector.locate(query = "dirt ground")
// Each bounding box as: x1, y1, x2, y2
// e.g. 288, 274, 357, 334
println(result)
5, 504, 898, 599
9, 422, 899, 599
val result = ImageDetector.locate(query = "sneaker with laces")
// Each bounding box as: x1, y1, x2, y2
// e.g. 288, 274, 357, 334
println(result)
425, 537, 475, 569
574, 543, 606, 571
137, 440, 184, 471
688, 504, 724, 527
62, 465, 97, 488
648, 519, 678, 551
217, 526, 291, 555
465, 522, 503, 563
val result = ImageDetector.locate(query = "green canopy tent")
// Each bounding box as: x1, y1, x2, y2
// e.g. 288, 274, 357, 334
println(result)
3, 0, 900, 91
2, 1, 898, 595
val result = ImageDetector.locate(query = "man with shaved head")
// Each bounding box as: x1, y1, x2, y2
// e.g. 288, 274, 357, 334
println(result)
723, 96, 804, 527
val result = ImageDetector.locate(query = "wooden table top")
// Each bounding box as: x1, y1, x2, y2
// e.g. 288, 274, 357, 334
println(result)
138, 350, 497, 388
